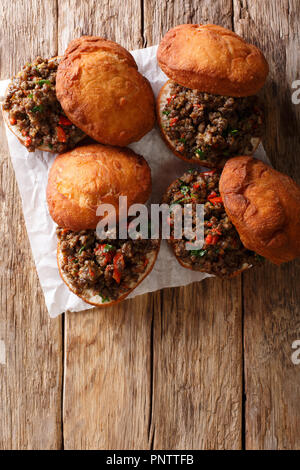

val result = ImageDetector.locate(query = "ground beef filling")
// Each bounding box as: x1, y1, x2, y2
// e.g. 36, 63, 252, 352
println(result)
3, 57, 85, 152
57, 228, 159, 301
163, 169, 263, 277
162, 82, 264, 166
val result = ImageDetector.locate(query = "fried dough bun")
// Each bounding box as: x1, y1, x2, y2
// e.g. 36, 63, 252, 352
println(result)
2, 57, 85, 153
56, 36, 155, 146
220, 156, 300, 264
157, 24, 269, 96
57, 239, 160, 308
156, 80, 261, 168
46, 143, 152, 231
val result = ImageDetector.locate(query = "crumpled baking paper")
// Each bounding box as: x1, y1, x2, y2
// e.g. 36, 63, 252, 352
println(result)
0, 45, 270, 317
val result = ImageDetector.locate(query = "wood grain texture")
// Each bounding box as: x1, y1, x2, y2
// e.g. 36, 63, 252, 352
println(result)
61, 0, 244, 450
150, 280, 243, 450
57, 0, 142, 53
144, 0, 243, 450
63, 296, 154, 449
59, 0, 152, 450
233, 0, 300, 449
0, 0, 62, 450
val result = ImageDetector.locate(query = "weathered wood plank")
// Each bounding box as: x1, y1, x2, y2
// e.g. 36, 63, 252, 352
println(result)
233, 0, 300, 449
59, 0, 154, 450
0, 0, 62, 450
63, 297, 154, 449
144, 0, 243, 450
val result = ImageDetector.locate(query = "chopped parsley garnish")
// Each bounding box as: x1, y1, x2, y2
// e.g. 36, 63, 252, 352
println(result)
99, 294, 110, 303
179, 137, 186, 143
28, 93, 33, 99
32, 105, 44, 113
103, 244, 116, 252
190, 249, 207, 257
163, 110, 170, 116
38, 79, 51, 86
195, 149, 206, 157
78, 246, 86, 254
229, 129, 239, 135
180, 184, 189, 195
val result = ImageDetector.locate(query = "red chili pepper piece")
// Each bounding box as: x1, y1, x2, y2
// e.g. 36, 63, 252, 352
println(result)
169, 117, 179, 127
202, 169, 216, 176
209, 196, 223, 205
56, 126, 67, 143
24, 136, 32, 147
94, 244, 113, 266
205, 234, 213, 244
10, 117, 17, 125
208, 191, 217, 200
193, 183, 200, 190
22, 129, 28, 136
58, 115, 72, 126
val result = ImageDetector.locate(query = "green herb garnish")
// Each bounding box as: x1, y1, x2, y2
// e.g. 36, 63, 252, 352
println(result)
48, 143, 53, 149
78, 245, 86, 254
163, 110, 170, 116
103, 244, 116, 253
28, 93, 33, 99
179, 137, 186, 143
38, 79, 51, 86
190, 249, 207, 257
32, 105, 44, 113
99, 294, 110, 303
180, 184, 189, 195
195, 149, 205, 157
229, 129, 239, 135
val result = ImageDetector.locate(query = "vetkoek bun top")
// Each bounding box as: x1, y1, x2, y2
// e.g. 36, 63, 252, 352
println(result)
56, 36, 156, 147
46, 143, 152, 231
157, 24, 269, 97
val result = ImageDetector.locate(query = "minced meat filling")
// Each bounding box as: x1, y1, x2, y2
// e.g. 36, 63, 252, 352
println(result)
57, 228, 159, 301
162, 82, 264, 166
3, 57, 85, 152
163, 169, 263, 277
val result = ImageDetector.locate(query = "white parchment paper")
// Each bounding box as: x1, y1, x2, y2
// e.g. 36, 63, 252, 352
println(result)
0, 45, 269, 317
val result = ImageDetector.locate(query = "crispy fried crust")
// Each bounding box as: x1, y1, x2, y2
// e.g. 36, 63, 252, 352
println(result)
57, 239, 160, 307
46, 143, 152, 231
156, 80, 261, 168
219, 156, 300, 264
157, 24, 269, 97
56, 36, 155, 146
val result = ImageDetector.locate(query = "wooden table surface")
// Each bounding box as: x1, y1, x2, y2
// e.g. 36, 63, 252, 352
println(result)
0, 0, 299, 450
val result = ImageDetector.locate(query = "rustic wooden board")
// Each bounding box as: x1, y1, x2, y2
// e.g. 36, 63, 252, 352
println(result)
1, 0, 299, 451
0, 0, 62, 450
144, 0, 244, 450
233, 0, 300, 450
59, 0, 155, 450
61, 0, 244, 450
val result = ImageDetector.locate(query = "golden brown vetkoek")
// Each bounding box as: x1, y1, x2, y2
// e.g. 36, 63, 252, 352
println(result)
162, 156, 300, 278
56, 36, 156, 147
47, 144, 160, 307
157, 24, 269, 167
